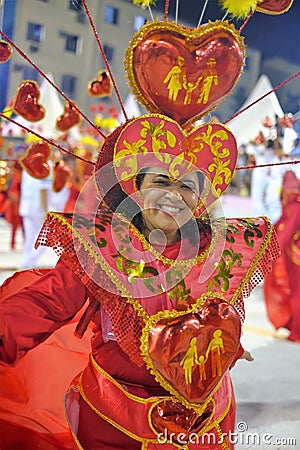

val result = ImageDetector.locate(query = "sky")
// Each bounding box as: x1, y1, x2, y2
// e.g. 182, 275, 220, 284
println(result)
155, 0, 300, 66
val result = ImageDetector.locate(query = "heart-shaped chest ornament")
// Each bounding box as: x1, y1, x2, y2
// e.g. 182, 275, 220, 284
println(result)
141, 296, 241, 410
125, 20, 245, 128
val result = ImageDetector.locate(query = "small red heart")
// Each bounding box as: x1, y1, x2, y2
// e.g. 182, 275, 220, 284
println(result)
52, 160, 70, 192
87, 70, 112, 97
56, 101, 81, 131
13, 81, 45, 122
0, 40, 12, 63
257, 0, 294, 14
20, 141, 50, 179
151, 399, 213, 443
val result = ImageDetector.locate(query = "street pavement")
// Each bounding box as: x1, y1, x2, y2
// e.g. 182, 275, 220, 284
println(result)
0, 195, 300, 449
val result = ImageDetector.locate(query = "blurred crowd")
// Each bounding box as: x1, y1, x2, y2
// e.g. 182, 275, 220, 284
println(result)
230, 112, 300, 224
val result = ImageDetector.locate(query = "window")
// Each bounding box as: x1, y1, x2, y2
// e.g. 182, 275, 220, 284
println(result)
103, 44, 114, 63
26, 22, 43, 43
133, 15, 146, 32
62, 74, 77, 97
14, 64, 39, 81
23, 67, 39, 81
65, 33, 79, 53
69, 0, 83, 11
104, 5, 119, 25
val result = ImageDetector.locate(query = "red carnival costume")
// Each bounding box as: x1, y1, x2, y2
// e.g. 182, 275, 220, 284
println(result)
1, 0, 295, 447
264, 170, 300, 343
0, 115, 280, 449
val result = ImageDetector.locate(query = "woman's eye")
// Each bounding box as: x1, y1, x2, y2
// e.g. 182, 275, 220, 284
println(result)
154, 180, 170, 186
181, 184, 193, 191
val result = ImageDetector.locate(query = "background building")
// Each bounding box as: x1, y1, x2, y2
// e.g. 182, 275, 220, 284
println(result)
0, 0, 299, 125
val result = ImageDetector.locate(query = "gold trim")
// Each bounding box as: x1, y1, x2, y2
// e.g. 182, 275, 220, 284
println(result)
78, 355, 233, 449
64, 388, 85, 450
77, 373, 152, 444
79, 355, 172, 445
127, 215, 219, 268
215, 423, 231, 450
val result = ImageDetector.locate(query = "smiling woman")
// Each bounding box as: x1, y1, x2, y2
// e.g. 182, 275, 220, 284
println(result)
138, 169, 200, 244
0, 2, 284, 447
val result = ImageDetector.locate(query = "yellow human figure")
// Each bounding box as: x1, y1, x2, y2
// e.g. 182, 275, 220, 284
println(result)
163, 56, 187, 102
180, 336, 198, 385
183, 80, 200, 105
197, 58, 218, 105
205, 329, 225, 378
197, 355, 207, 381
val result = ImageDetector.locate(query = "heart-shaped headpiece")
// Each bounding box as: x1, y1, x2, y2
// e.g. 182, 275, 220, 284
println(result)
112, 114, 237, 212
125, 20, 245, 128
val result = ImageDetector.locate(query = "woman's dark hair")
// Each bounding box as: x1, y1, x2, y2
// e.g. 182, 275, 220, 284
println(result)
103, 170, 211, 245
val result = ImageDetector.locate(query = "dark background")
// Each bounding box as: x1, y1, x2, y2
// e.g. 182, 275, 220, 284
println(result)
155, 0, 300, 65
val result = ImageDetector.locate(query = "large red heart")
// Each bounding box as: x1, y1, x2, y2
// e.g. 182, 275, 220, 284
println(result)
125, 21, 245, 128
13, 81, 45, 122
56, 101, 81, 131
20, 141, 50, 179
0, 40, 12, 63
141, 297, 241, 408
256, 0, 294, 14
87, 70, 112, 97
53, 160, 70, 192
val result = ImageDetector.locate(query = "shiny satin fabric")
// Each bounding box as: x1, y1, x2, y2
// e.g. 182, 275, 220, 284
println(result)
0, 269, 91, 450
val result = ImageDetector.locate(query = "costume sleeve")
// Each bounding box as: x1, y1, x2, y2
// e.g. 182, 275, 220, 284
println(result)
0, 259, 89, 365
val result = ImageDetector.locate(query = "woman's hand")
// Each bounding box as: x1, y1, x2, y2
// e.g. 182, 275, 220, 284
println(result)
240, 349, 254, 362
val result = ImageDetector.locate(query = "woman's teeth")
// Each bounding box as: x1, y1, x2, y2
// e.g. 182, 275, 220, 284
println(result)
159, 205, 180, 213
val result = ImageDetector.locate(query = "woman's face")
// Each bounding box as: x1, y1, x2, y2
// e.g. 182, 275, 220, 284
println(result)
139, 168, 200, 244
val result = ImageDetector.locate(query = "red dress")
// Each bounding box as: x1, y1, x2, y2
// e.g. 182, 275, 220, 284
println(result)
264, 170, 300, 342
0, 212, 279, 449
1, 164, 24, 249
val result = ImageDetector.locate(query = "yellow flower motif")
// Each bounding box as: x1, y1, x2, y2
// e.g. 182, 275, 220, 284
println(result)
114, 138, 148, 181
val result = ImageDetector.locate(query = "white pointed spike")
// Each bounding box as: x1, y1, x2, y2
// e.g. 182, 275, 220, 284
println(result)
148, 4, 154, 22
197, 0, 209, 28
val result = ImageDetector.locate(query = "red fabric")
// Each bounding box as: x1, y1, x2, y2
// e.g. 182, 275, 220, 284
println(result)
263, 171, 300, 342
0, 214, 279, 449
0, 165, 24, 249
0, 267, 91, 449
0, 262, 88, 364
76, 395, 236, 450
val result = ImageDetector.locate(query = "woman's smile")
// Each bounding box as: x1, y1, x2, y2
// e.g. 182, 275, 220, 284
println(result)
138, 168, 200, 243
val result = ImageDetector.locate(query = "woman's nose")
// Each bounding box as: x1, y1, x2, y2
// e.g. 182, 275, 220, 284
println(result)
164, 189, 183, 202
